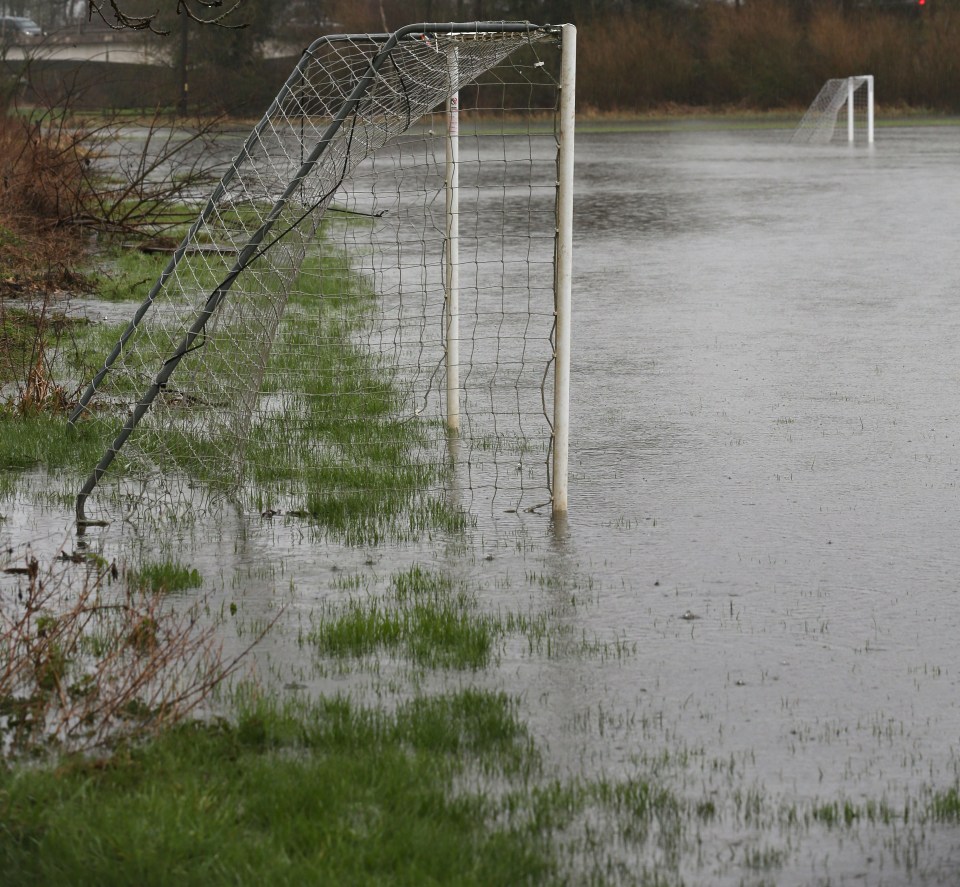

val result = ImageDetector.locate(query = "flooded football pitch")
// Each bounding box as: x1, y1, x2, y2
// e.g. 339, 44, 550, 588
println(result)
6, 120, 960, 884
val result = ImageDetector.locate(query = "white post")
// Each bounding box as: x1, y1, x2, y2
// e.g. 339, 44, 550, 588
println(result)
445, 46, 460, 433
866, 75, 875, 144
552, 24, 576, 516
847, 76, 855, 143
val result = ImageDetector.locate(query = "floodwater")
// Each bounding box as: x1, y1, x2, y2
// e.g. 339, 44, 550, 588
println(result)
544, 124, 960, 882
7, 121, 960, 883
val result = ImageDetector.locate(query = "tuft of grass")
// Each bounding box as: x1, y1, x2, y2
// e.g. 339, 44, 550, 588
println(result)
128, 560, 203, 594
92, 246, 169, 302
311, 566, 496, 670
929, 786, 960, 822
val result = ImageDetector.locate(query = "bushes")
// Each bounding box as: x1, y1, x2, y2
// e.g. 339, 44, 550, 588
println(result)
0, 102, 91, 233
578, 12, 700, 111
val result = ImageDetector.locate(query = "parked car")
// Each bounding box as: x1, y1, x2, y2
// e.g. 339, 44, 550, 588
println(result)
0, 16, 44, 44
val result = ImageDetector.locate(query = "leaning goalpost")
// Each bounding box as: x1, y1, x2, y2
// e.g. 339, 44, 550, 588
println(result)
792, 75, 874, 145
70, 22, 576, 528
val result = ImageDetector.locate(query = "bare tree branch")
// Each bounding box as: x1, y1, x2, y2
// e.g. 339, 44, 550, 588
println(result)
87, 1, 248, 36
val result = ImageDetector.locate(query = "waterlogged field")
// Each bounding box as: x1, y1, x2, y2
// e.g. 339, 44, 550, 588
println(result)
5, 120, 960, 884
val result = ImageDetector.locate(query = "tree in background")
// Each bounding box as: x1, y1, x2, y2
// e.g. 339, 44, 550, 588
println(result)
1, 1, 247, 33
0, 1, 33, 17
173, 0, 276, 113
9, 0, 960, 112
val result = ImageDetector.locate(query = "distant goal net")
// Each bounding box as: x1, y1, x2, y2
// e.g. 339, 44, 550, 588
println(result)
792, 75, 874, 145
71, 23, 575, 538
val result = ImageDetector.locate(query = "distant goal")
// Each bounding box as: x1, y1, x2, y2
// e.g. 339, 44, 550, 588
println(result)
70, 23, 576, 533
792, 75, 874, 145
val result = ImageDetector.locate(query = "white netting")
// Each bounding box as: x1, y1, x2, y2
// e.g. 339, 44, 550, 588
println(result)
792, 75, 873, 145
74, 26, 566, 541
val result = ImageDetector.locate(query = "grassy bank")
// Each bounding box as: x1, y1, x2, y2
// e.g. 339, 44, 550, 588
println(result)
0, 691, 557, 886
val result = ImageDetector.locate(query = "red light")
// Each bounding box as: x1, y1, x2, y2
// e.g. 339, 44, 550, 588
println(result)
919, 0, 926, 5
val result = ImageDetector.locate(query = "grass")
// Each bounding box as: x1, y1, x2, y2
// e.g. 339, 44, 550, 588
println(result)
311, 566, 496, 670
0, 410, 113, 473
312, 565, 642, 671
235, 251, 465, 543
69, 231, 466, 544
0, 690, 554, 886
928, 786, 960, 822
91, 241, 236, 304
0, 305, 41, 387
92, 245, 172, 302
0, 218, 466, 546
0, 676, 756, 885
127, 560, 203, 594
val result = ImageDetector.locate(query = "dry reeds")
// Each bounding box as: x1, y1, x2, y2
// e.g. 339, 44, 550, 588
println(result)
0, 546, 266, 757
0, 104, 92, 231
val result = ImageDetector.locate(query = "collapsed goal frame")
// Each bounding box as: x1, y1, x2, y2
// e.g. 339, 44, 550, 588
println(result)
70, 22, 576, 526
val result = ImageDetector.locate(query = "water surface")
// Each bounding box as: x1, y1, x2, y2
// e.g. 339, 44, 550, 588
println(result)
6, 122, 960, 884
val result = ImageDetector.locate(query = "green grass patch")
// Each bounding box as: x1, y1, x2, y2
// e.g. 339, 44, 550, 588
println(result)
92, 246, 169, 302
0, 305, 92, 390
929, 786, 960, 822
91, 243, 230, 303
63, 320, 132, 387
0, 690, 552, 886
0, 410, 114, 473
0, 305, 41, 387
232, 252, 464, 543
80, 238, 466, 543
312, 566, 496, 669
127, 560, 202, 594
314, 565, 632, 670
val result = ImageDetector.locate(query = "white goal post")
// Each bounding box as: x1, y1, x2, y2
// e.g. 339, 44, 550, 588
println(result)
793, 75, 874, 145
70, 23, 576, 531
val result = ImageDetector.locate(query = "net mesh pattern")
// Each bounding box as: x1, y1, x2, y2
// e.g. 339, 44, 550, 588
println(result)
77, 27, 564, 536
792, 76, 872, 145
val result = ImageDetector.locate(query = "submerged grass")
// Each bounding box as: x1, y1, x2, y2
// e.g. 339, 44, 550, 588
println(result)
0, 305, 43, 388
92, 246, 171, 302
128, 560, 203, 594
65, 229, 465, 544
313, 565, 641, 671
928, 786, 960, 822
241, 251, 465, 544
312, 565, 496, 669
1, 679, 943, 886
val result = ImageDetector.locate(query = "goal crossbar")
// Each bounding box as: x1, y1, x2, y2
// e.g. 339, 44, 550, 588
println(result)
70, 22, 576, 526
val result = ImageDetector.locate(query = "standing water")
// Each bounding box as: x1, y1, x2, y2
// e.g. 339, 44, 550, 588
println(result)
537, 123, 960, 882
5, 121, 960, 883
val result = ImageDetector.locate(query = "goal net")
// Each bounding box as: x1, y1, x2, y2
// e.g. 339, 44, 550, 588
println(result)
71, 23, 575, 542
792, 75, 874, 145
